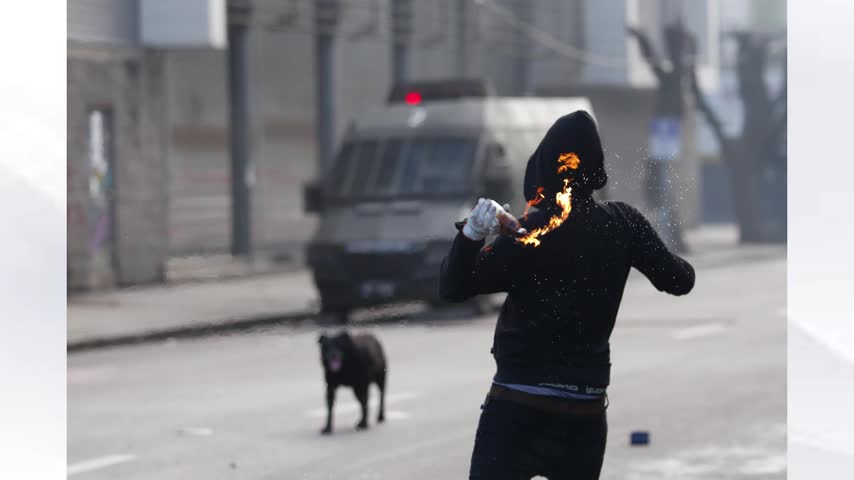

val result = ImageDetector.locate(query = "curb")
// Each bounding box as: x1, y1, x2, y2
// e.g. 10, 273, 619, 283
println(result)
67, 308, 317, 354
67, 247, 784, 354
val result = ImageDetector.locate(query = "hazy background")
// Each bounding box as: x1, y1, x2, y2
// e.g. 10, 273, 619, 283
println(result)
64, 1, 795, 479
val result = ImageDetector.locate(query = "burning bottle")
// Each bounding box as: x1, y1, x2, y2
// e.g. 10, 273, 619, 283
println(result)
496, 209, 528, 238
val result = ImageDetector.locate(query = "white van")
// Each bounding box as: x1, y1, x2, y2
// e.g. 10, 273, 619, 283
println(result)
305, 84, 595, 322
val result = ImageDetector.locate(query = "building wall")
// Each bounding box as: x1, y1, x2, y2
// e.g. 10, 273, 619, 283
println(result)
165, 0, 506, 259
69, 0, 721, 288
159, 0, 637, 262
582, 0, 628, 86
67, 44, 168, 289
163, 24, 323, 259
528, 0, 585, 91
161, 0, 470, 259
163, 48, 230, 256
409, 0, 459, 80
68, 0, 139, 45
140, 0, 227, 48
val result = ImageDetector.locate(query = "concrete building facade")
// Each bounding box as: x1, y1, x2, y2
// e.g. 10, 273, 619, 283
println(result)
68, 1, 170, 290
68, 0, 725, 290
67, 0, 222, 290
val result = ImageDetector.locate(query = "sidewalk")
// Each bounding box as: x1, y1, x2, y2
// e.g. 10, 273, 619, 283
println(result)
68, 270, 319, 351
67, 224, 783, 351
682, 223, 786, 268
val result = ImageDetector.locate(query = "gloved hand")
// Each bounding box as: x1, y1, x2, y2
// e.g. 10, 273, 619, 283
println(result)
462, 198, 511, 241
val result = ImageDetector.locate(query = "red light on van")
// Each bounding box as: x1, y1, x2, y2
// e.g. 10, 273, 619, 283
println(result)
405, 91, 422, 105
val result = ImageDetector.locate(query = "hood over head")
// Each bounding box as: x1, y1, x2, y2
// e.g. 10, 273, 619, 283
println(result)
523, 110, 607, 207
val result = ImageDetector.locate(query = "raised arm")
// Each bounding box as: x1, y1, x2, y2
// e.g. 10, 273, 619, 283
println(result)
620, 203, 695, 295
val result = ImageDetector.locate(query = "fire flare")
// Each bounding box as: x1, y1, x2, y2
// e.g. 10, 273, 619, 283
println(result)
522, 186, 545, 220
515, 152, 580, 247
557, 152, 580, 174
515, 179, 572, 247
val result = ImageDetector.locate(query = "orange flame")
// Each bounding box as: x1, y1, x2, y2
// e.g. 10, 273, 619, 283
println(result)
515, 152, 579, 247
557, 152, 580, 174
522, 186, 545, 220
515, 179, 572, 247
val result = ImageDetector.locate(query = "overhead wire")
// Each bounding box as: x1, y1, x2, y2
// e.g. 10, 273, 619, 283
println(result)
248, 6, 528, 58
249, 0, 627, 65
471, 0, 627, 69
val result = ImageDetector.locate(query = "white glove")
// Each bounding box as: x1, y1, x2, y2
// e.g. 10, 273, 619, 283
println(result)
462, 198, 510, 241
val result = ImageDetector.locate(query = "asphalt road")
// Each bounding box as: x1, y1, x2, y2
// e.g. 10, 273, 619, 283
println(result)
68, 254, 786, 479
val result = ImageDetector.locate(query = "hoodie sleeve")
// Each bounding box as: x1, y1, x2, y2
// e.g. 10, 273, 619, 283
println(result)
617, 203, 695, 296
438, 221, 513, 302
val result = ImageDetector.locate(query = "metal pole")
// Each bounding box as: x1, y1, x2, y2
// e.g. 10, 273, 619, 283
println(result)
391, 0, 412, 84
680, 40, 699, 229
227, 1, 252, 256
315, 0, 339, 173
511, 1, 530, 95
456, 0, 467, 77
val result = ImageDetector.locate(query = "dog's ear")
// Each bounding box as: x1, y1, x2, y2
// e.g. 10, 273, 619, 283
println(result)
318, 334, 327, 345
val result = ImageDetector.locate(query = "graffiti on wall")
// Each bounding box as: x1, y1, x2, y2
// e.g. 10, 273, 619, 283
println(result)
87, 109, 115, 286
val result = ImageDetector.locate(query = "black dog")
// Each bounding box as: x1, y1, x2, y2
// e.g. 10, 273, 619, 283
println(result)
318, 331, 387, 434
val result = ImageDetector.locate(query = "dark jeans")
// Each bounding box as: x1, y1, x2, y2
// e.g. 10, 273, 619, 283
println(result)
469, 395, 608, 480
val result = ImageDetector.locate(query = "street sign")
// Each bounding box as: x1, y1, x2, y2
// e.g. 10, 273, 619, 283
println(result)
649, 117, 681, 161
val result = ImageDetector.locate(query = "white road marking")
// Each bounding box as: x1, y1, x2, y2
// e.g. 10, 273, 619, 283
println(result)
383, 410, 411, 420
68, 453, 136, 476
178, 426, 214, 436
67, 366, 115, 385
671, 323, 728, 340
305, 391, 418, 417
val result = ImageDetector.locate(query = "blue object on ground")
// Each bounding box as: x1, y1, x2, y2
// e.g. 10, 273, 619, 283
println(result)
630, 431, 650, 446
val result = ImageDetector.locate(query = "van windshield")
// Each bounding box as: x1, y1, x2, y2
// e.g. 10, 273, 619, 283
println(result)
327, 137, 476, 199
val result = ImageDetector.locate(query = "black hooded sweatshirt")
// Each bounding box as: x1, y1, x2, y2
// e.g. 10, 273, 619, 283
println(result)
439, 111, 695, 392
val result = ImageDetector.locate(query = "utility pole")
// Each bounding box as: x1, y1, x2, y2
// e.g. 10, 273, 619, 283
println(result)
455, 0, 468, 77
391, 0, 412, 84
511, 1, 530, 95
227, 0, 253, 256
314, 0, 340, 173
680, 55, 700, 230
626, 22, 695, 253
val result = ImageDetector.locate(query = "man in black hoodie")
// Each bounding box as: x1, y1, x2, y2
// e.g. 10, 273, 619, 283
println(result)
439, 111, 695, 479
